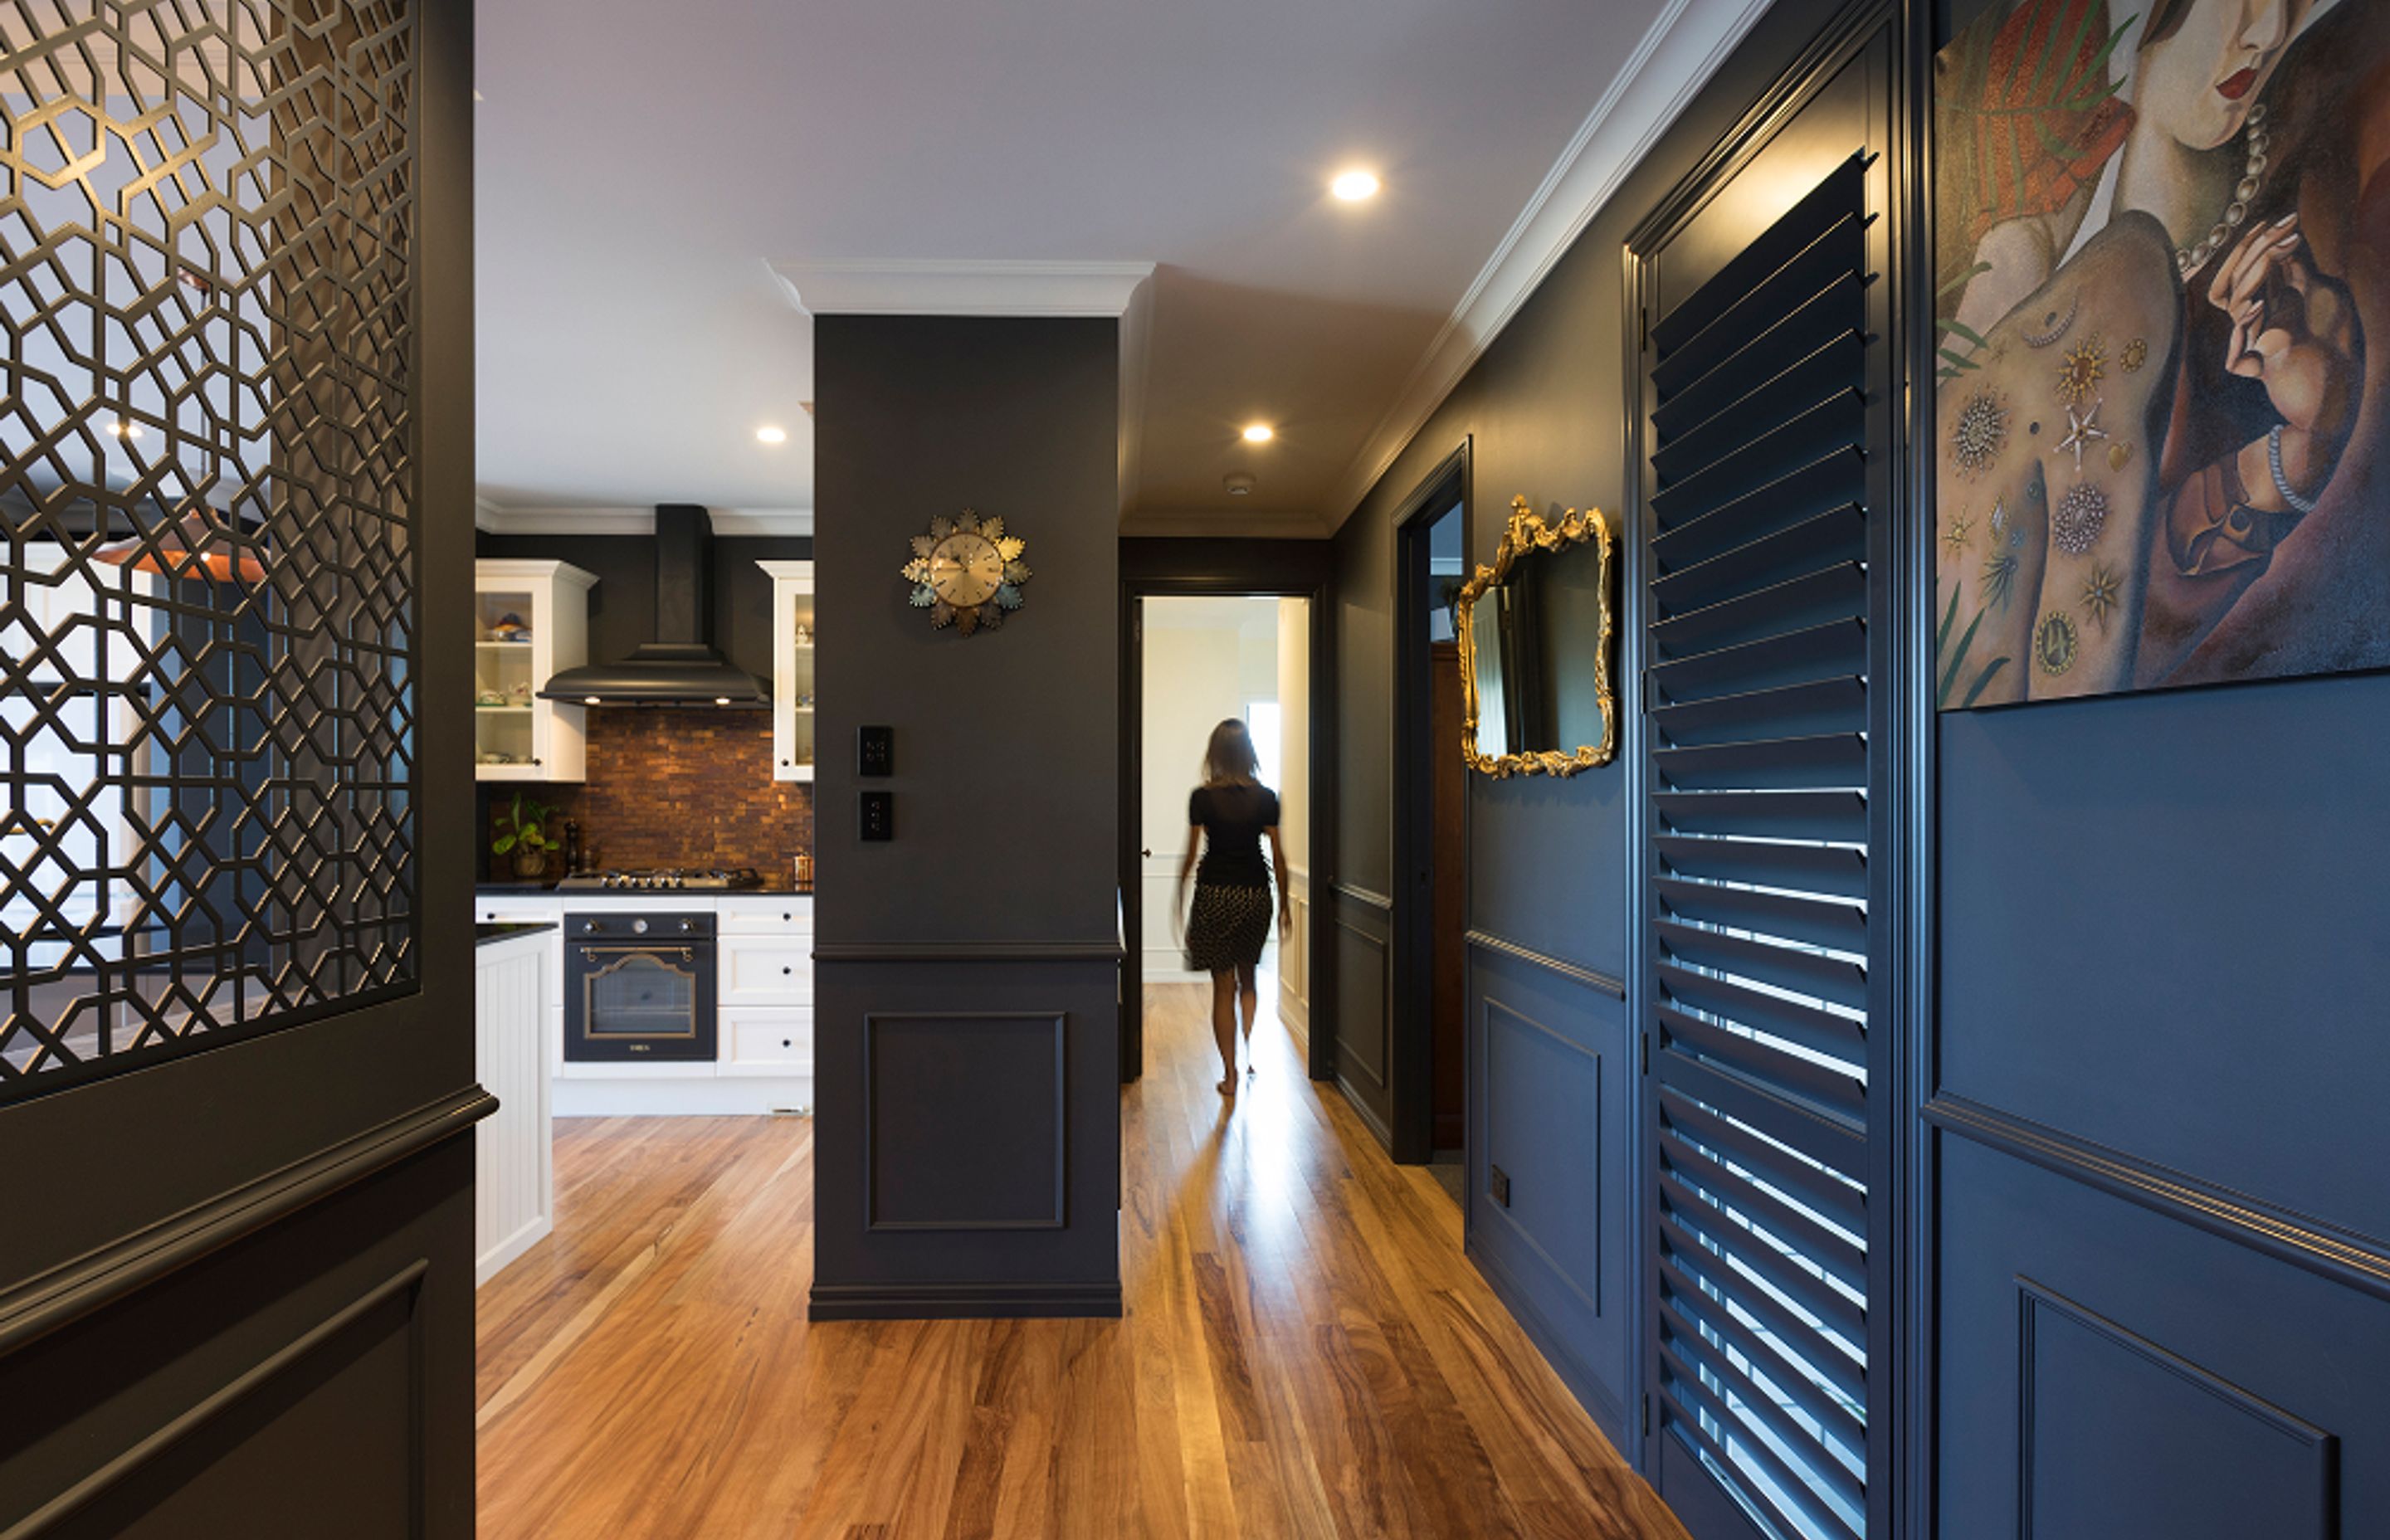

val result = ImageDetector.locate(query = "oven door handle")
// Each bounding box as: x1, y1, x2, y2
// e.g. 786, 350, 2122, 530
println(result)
577, 946, 701, 962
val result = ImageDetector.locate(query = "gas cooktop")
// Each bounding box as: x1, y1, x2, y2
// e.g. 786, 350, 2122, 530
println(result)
554, 867, 764, 892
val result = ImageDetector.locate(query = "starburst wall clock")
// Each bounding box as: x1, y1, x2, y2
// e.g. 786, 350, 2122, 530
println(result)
901, 509, 1030, 635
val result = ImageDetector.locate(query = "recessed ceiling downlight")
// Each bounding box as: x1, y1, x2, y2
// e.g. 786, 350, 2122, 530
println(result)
1330, 169, 1381, 202
1225, 472, 1257, 497
1241, 423, 1275, 443
755, 425, 788, 445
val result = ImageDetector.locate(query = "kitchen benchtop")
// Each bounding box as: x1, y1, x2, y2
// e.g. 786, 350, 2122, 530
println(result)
476, 922, 556, 947
474, 879, 816, 896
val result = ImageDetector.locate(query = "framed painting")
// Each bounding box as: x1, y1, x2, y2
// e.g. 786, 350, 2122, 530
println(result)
1933, 0, 2389, 705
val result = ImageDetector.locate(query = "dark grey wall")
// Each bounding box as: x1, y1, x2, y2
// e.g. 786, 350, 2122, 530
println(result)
0, 1, 482, 1528
1323, 0, 1855, 1449
811, 314, 1122, 1318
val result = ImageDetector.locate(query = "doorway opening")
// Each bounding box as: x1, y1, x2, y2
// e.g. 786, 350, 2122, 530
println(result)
1132, 594, 1314, 1079
1394, 465, 1471, 1196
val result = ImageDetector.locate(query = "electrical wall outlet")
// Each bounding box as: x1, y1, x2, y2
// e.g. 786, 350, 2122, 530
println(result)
860, 790, 894, 841
1490, 1164, 1511, 1207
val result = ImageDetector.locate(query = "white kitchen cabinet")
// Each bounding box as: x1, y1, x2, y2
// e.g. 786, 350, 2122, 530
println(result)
474, 890, 814, 1112
474, 559, 598, 782
757, 559, 815, 782
475, 928, 553, 1284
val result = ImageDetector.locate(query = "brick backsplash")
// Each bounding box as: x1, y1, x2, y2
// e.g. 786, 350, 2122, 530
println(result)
494, 709, 812, 876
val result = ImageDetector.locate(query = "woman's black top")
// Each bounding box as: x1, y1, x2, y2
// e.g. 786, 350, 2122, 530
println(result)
1190, 782, 1279, 889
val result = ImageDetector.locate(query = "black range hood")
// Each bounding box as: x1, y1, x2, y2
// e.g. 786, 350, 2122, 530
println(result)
539, 504, 773, 708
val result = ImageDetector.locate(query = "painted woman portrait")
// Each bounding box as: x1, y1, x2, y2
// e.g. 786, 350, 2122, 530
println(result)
1933, 0, 2390, 704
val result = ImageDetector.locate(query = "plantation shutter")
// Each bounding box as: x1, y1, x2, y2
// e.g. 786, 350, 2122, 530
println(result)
1640, 151, 1887, 1540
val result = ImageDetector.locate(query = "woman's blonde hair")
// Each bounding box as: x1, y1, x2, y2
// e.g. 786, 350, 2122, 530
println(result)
1202, 719, 1261, 787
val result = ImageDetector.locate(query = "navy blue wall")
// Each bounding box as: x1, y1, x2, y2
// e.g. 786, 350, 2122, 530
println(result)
1934, 673, 2390, 1537
1324, 0, 1847, 1453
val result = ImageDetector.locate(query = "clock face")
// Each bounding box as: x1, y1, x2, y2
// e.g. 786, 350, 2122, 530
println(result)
929, 532, 1005, 608
900, 509, 1029, 635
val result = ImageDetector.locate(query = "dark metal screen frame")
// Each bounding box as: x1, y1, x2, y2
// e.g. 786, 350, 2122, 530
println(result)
1, 1, 425, 1104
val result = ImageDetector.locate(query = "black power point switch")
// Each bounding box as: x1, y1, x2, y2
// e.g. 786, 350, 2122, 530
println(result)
858, 724, 894, 777
1490, 1164, 1511, 1208
860, 791, 894, 842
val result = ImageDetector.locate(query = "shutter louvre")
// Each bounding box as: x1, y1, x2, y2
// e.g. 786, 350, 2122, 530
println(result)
1645, 152, 1878, 1540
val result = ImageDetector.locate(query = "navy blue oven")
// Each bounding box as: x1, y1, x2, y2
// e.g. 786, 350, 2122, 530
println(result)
563, 911, 716, 1061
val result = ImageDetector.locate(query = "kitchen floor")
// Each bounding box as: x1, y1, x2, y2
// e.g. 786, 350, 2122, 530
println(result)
473, 987, 1680, 1539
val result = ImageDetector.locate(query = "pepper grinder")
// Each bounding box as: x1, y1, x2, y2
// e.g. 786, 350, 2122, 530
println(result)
561, 819, 582, 875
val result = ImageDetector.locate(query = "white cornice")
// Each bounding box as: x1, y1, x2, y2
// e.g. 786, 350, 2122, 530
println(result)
768, 256, 1157, 522
474, 506, 816, 538
766, 258, 1155, 318
1320, 0, 1774, 529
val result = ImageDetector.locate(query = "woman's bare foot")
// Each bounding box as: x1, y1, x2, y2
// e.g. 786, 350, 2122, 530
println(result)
1217, 1075, 1237, 1095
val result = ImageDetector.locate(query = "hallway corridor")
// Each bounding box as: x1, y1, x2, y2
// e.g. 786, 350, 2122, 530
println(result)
474, 987, 1683, 1538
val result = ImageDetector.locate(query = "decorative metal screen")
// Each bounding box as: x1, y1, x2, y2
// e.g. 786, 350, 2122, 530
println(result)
2, 1, 419, 1100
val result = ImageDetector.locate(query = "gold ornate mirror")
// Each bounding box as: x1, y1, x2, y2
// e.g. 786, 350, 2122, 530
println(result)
1454, 496, 1617, 777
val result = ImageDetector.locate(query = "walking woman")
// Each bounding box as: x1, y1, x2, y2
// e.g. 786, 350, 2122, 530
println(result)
1178, 719, 1292, 1094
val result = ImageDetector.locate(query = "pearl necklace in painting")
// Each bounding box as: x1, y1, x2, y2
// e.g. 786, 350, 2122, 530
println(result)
2177, 102, 2270, 279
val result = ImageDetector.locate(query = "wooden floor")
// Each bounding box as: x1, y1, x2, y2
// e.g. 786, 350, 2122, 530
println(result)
476, 985, 1688, 1540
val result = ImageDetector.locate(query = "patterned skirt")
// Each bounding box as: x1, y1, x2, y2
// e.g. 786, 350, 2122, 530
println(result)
1186, 882, 1273, 973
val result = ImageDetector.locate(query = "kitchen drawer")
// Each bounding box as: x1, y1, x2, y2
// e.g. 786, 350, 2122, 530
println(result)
720, 938, 811, 1003
722, 1008, 813, 1074
476, 895, 559, 924
717, 897, 814, 934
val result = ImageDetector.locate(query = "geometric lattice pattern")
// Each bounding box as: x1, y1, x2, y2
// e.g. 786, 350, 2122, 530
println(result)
2, 1, 418, 1099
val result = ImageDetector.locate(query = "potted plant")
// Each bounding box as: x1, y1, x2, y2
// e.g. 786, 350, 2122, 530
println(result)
491, 792, 559, 880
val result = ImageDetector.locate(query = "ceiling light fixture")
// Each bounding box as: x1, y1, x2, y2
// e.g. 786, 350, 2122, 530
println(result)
755, 425, 788, 445
1242, 424, 1275, 443
714, 696, 732, 707
1225, 472, 1257, 498
1330, 169, 1381, 202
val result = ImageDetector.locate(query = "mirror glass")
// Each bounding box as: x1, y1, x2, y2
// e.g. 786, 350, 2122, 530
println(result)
1506, 537, 1612, 763
1467, 588, 1513, 759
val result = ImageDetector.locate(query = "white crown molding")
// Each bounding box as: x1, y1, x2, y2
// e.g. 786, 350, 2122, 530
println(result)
1320, 0, 1774, 530
710, 508, 817, 538
473, 506, 815, 538
766, 258, 1155, 318
768, 257, 1156, 522
1117, 276, 1156, 519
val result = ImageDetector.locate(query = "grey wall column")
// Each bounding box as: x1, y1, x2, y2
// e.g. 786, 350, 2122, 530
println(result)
811, 314, 1123, 1319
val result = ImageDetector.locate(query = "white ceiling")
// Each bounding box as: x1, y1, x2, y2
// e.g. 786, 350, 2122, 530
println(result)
472, 0, 1758, 535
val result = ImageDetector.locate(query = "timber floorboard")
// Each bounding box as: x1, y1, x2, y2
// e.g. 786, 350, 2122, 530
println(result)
476, 984, 1689, 1540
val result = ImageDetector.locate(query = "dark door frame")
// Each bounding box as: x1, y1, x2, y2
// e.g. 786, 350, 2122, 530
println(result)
1119, 570, 1337, 1084
1388, 439, 1472, 1165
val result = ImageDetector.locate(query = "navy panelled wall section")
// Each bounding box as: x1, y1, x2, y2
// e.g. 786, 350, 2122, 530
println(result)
1932, 675, 2390, 1538
1324, 0, 1867, 1457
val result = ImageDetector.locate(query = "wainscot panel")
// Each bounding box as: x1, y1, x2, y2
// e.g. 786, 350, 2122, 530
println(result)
1329, 887, 1393, 1147
1466, 942, 1634, 1440
811, 957, 1120, 1320
865, 1011, 1066, 1231
1939, 1136, 2387, 1539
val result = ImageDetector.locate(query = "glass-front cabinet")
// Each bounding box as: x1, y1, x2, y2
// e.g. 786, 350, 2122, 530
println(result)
758, 559, 815, 782
475, 559, 598, 782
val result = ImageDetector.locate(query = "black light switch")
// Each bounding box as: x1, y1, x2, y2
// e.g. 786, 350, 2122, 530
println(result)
1490, 1164, 1511, 1208
860, 790, 894, 841
857, 724, 894, 777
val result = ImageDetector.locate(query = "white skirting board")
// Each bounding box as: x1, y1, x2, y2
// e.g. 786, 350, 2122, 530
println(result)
476, 934, 554, 1286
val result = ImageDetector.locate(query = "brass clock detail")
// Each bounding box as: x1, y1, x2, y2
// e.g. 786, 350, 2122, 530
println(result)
901, 509, 1030, 635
